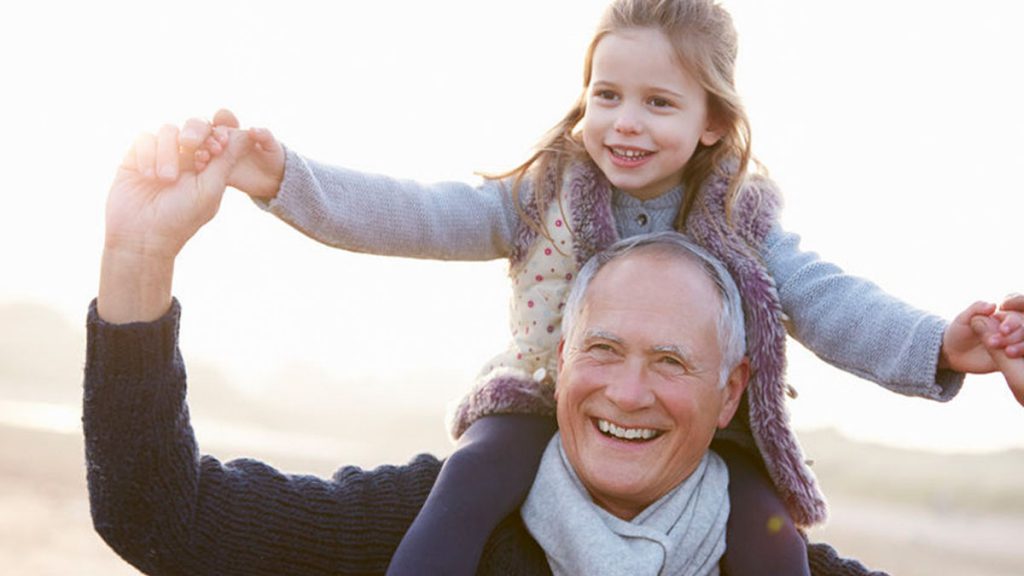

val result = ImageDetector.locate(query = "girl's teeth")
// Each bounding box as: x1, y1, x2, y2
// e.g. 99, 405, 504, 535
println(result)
613, 148, 649, 159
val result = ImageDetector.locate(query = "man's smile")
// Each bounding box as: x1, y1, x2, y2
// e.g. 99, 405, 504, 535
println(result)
594, 417, 664, 441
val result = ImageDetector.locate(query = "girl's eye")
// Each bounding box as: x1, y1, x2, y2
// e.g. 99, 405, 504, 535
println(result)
593, 89, 619, 102
648, 96, 673, 108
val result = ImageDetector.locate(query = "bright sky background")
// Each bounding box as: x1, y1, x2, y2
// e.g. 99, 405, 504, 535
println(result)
2, 0, 1022, 453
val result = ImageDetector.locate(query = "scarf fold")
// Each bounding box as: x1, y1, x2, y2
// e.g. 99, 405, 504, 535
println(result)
522, 435, 729, 576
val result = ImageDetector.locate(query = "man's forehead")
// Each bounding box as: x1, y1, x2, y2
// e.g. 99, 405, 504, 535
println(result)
585, 249, 713, 303
576, 250, 720, 340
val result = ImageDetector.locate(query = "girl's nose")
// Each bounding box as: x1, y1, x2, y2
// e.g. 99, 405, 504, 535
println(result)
613, 107, 642, 135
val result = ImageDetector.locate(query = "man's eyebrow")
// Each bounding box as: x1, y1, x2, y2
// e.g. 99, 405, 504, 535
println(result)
651, 343, 696, 364
582, 329, 623, 344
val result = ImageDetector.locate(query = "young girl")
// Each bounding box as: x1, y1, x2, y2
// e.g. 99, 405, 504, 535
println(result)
183, 0, 1024, 573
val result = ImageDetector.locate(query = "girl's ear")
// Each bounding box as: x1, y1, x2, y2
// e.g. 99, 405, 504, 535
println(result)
699, 123, 724, 146
700, 106, 726, 146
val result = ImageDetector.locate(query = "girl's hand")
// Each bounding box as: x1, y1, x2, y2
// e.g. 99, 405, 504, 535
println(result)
971, 315, 1024, 407
188, 109, 285, 200
940, 301, 1000, 373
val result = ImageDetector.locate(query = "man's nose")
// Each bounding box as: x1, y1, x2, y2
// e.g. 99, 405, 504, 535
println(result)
604, 360, 655, 411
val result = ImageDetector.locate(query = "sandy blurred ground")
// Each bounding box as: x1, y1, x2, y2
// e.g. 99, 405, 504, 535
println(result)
4, 423, 1023, 576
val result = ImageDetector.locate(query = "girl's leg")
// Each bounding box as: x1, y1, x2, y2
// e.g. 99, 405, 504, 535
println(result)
715, 441, 810, 576
385, 413, 557, 576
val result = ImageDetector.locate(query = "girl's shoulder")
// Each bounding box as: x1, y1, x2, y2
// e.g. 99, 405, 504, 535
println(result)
696, 164, 783, 246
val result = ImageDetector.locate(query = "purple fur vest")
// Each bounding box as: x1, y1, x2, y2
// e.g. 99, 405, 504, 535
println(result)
452, 160, 827, 527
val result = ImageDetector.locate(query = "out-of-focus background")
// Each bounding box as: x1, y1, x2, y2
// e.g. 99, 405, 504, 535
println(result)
2, 1, 1022, 574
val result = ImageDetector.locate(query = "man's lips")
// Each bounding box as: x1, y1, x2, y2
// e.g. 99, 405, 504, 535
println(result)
594, 418, 663, 441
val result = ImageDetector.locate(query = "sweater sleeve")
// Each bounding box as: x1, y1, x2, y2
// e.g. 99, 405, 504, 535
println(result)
252, 148, 521, 261
83, 299, 443, 575
763, 225, 963, 400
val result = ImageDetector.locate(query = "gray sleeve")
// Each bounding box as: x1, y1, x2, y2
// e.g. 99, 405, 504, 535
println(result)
252, 148, 520, 261
764, 224, 963, 401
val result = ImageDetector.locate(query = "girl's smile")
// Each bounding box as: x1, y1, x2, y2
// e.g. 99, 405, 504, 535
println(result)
581, 27, 722, 201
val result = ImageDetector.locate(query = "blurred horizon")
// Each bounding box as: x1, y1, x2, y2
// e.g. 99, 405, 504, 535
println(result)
3, 1, 1023, 452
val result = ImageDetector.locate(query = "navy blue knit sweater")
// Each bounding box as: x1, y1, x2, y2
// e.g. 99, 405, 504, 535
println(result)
83, 299, 885, 575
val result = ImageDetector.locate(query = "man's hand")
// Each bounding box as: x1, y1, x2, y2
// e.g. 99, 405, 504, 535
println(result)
990, 294, 1024, 358
970, 314, 1024, 407
97, 122, 247, 323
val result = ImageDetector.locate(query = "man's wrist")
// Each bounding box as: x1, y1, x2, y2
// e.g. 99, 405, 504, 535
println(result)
97, 247, 175, 324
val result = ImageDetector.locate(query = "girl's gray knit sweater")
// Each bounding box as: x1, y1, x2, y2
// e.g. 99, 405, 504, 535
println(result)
257, 149, 962, 399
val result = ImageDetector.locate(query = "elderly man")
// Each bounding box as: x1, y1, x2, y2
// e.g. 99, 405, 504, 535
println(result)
517, 233, 747, 575
88, 126, 969, 575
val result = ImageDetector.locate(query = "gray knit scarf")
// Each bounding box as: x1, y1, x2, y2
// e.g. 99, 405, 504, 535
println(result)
522, 435, 729, 576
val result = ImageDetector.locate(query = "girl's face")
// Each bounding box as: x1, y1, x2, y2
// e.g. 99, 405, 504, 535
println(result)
581, 28, 721, 201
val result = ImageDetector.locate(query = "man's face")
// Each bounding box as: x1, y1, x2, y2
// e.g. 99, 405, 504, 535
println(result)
555, 250, 746, 520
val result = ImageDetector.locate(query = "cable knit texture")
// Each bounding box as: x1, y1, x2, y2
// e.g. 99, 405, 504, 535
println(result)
84, 299, 884, 575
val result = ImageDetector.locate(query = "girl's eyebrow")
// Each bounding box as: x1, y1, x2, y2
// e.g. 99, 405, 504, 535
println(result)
589, 79, 687, 101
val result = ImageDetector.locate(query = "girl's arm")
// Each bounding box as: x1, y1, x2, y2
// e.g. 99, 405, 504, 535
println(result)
256, 149, 520, 260
763, 225, 962, 399
193, 108, 522, 261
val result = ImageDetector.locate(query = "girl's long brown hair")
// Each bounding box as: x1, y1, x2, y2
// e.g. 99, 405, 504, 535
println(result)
489, 0, 758, 243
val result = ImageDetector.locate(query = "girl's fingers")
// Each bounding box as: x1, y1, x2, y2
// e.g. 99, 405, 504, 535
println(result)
249, 126, 272, 143
204, 132, 224, 156
956, 300, 997, 325
134, 132, 157, 178
156, 124, 180, 181
194, 148, 211, 172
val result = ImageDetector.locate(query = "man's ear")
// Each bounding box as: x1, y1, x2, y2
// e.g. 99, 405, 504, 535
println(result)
717, 357, 749, 429
554, 339, 566, 401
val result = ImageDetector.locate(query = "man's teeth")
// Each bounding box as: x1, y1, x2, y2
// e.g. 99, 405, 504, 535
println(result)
597, 419, 659, 440
612, 148, 650, 159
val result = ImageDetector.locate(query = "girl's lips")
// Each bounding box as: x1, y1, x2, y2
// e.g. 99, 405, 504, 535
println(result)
607, 146, 654, 168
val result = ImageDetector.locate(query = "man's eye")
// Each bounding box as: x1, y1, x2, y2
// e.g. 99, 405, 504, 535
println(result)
587, 343, 617, 356
658, 355, 685, 368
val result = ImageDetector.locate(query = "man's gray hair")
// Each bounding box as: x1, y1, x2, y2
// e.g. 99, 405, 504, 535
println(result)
562, 232, 746, 387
